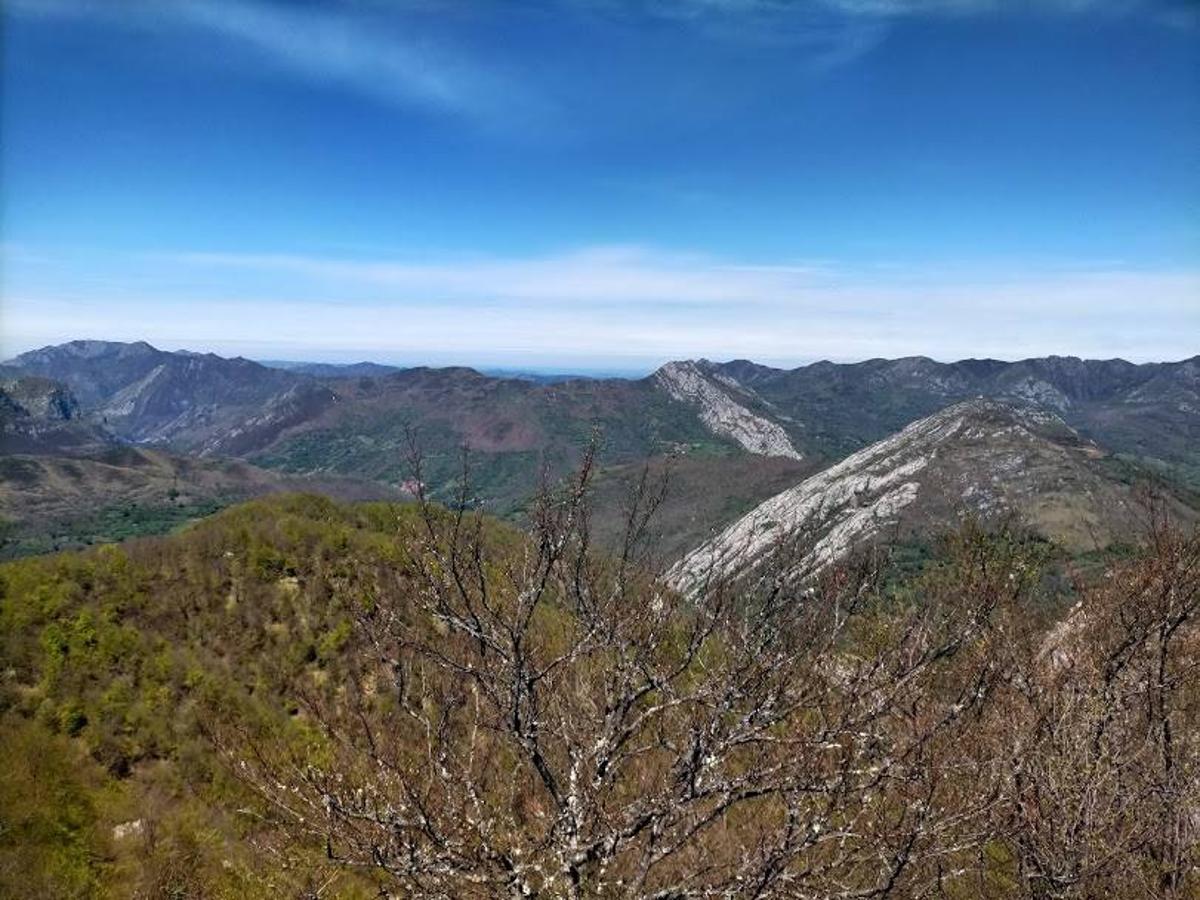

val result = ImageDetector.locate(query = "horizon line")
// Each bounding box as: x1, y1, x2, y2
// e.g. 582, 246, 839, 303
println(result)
5, 336, 1197, 379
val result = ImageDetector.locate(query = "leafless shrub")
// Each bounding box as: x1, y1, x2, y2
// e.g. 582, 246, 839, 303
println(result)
216, 450, 1200, 899
993, 509, 1200, 898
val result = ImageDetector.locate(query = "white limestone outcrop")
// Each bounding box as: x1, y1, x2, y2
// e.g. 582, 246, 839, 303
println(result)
655, 361, 802, 460
667, 401, 987, 591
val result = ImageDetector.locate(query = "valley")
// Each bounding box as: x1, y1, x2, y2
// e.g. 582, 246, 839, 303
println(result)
4, 340, 1199, 570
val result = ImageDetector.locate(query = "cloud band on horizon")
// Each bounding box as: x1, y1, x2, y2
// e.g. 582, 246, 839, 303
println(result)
4, 244, 1196, 368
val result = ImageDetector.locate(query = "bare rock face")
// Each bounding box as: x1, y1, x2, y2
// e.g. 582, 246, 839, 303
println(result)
667, 399, 1174, 592
199, 381, 338, 457
0, 376, 80, 422
0, 376, 112, 454
669, 399, 967, 589
654, 361, 802, 460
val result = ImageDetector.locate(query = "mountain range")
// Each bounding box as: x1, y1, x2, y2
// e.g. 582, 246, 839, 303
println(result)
3, 339, 1198, 565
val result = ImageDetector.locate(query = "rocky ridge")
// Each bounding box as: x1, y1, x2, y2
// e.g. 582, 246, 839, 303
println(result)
667, 399, 1180, 591
654, 361, 802, 459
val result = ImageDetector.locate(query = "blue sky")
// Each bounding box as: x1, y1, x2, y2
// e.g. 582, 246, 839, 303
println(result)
2, 0, 1197, 371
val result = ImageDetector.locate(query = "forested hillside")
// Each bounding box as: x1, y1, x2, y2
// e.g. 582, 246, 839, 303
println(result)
1, 485, 1196, 897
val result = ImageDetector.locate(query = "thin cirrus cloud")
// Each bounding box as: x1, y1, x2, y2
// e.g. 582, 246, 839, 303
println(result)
170, 1, 549, 129
9, 0, 1186, 134
4, 246, 1197, 366
5, 0, 550, 131
589, 0, 1186, 29
720, 0, 1178, 18
161, 245, 1200, 312
162, 246, 834, 306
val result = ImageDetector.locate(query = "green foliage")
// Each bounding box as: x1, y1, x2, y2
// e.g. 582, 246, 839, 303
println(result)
0, 718, 108, 899
248, 383, 734, 522
0, 499, 228, 560
0, 494, 439, 896
1109, 451, 1200, 494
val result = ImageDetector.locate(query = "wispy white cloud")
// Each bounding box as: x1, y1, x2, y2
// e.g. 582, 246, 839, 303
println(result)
177, 1, 546, 127
560, 0, 1190, 79
163, 246, 834, 306
654, 0, 1157, 19
12, 0, 1175, 117
161, 244, 1200, 310
4, 244, 1197, 366
8, 0, 1185, 144
5, 0, 549, 131
578, 0, 1191, 64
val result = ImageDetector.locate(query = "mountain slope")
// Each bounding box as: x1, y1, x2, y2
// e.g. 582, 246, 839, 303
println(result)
241, 366, 734, 513
669, 399, 1197, 590
8, 341, 1197, 553
4, 343, 740, 479
11, 342, 1197, 488
258, 360, 404, 378
4, 340, 167, 407
654, 360, 802, 458
0, 375, 113, 455
696, 355, 1200, 485
4, 340, 330, 451
0, 446, 401, 558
